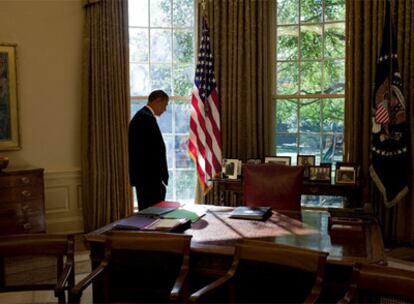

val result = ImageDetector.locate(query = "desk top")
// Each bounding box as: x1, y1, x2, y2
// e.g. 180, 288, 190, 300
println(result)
86, 206, 385, 266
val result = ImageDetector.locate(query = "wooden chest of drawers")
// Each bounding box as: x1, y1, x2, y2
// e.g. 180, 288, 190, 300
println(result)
0, 168, 46, 234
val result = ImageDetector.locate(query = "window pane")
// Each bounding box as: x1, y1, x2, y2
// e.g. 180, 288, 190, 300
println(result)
175, 135, 193, 169
173, 0, 194, 27
150, 64, 172, 94
300, 61, 322, 94
324, 59, 344, 94
300, 0, 322, 23
277, 26, 298, 60
175, 170, 196, 201
165, 170, 174, 200
325, 0, 346, 21
276, 99, 298, 132
173, 65, 193, 96
276, 133, 298, 155
150, 29, 172, 62
299, 99, 321, 132
174, 100, 191, 133
164, 134, 174, 167
324, 23, 345, 58
157, 100, 173, 133
129, 0, 148, 27
299, 133, 320, 156
322, 98, 344, 132
277, 0, 299, 25
130, 28, 149, 63
173, 30, 194, 63
131, 100, 146, 118
277, 62, 298, 94
300, 25, 322, 59
150, 0, 171, 27
130, 63, 149, 96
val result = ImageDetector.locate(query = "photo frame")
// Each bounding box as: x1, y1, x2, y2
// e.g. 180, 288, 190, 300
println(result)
0, 44, 20, 150
297, 155, 316, 178
309, 165, 331, 182
264, 156, 291, 166
222, 158, 240, 180
335, 168, 356, 184
246, 158, 261, 165
336, 162, 360, 180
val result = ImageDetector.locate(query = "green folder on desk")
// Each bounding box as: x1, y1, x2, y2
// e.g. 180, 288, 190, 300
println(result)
162, 205, 206, 222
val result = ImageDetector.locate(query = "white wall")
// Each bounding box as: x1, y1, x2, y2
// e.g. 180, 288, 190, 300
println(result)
0, 0, 84, 233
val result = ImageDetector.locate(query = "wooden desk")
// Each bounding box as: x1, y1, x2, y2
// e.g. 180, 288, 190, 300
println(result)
85, 206, 385, 302
211, 178, 362, 207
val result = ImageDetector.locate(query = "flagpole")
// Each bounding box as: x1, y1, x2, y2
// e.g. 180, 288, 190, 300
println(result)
388, 0, 393, 106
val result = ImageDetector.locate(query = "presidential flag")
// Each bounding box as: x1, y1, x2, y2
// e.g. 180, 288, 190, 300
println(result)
370, 0, 409, 207
188, 16, 222, 193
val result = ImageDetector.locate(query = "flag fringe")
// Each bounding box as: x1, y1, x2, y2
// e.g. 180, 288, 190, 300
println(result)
369, 165, 409, 208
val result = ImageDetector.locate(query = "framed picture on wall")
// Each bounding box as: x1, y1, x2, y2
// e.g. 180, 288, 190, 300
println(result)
0, 44, 20, 150
264, 156, 291, 166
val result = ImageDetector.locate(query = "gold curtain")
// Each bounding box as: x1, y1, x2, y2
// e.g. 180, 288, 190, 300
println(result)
197, 0, 274, 205
82, 0, 133, 231
346, 0, 414, 244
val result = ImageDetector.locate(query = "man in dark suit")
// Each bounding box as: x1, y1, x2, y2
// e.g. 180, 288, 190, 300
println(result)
128, 90, 169, 210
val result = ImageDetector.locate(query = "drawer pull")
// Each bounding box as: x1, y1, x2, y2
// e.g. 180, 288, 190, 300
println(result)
21, 190, 32, 198
20, 177, 30, 185
23, 223, 32, 230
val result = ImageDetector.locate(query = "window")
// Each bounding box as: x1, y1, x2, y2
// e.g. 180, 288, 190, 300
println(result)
128, 0, 196, 204
275, 0, 346, 207
275, 0, 345, 164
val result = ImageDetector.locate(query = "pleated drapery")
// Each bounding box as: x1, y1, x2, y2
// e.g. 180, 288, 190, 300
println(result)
196, 0, 274, 204
346, 0, 414, 244
81, 0, 132, 232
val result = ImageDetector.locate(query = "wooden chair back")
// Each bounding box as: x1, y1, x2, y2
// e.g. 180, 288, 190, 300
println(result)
243, 163, 304, 211
71, 231, 192, 303
339, 263, 414, 303
190, 238, 328, 303
0, 234, 75, 304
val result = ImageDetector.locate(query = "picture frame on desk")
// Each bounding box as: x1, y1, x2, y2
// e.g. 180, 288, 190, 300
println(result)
336, 162, 360, 180
309, 165, 331, 182
297, 155, 315, 179
246, 158, 262, 165
336, 168, 356, 184
264, 155, 291, 166
222, 158, 240, 180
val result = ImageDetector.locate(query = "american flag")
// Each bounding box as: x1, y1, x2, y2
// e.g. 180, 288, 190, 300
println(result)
188, 16, 222, 193
375, 101, 390, 123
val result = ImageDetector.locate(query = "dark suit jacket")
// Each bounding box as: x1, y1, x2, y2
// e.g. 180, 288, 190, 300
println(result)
128, 106, 169, 188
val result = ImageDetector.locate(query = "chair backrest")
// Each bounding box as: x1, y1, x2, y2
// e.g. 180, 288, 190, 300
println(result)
0, 234, 75, 304
339, 263, 414, 303
230, 239, 328, 303
243, 163, 304, 210
92, 231, 192, 303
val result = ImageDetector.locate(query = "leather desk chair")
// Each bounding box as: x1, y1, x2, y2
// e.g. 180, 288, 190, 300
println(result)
338, 263, 414, 303
71, 231, 192, 303
189, 239, 328, 303
243, 163, 304, 211
0, 234, 75, 304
